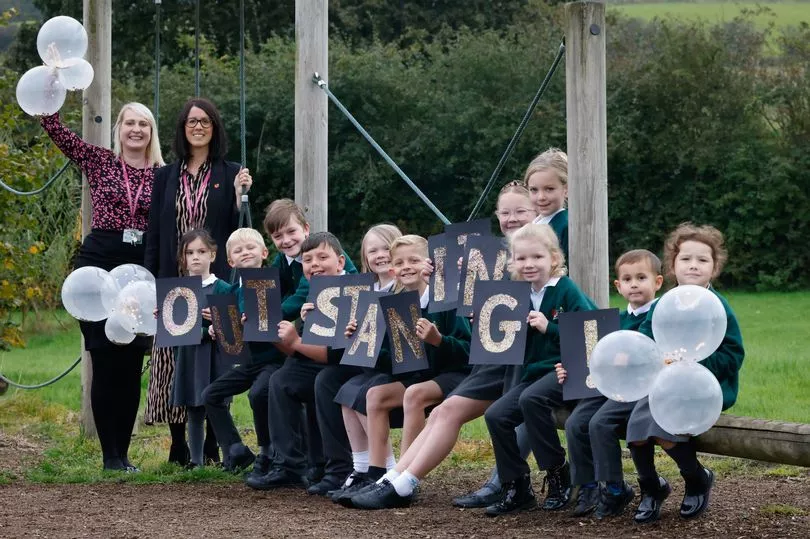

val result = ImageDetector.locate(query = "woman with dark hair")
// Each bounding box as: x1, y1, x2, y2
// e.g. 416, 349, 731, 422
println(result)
144, 97, 253, 465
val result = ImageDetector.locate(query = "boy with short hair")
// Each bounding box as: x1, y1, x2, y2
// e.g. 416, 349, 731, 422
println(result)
556, 249, 664, 518
246, 232, 351, 490
202, 228, 283, 472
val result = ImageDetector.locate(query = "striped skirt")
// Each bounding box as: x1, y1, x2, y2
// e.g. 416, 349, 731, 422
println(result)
144, 344, 187, 424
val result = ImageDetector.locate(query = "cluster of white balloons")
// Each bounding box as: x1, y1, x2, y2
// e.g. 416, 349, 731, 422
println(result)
61, 264, 157, 345
589, 285, 728, 436
15, 16, 95, 116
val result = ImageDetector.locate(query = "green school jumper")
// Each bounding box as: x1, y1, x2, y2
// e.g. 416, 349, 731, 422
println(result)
638, 288, 744, 410
548, 209, 569, 265
521, 276, 597, 383
620, 307, 649, 332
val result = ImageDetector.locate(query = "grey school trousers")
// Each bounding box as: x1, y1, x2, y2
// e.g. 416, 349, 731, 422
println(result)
588, 399, 636, 483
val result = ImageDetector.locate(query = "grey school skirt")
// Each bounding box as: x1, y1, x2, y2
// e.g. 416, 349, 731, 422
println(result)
449, 364, 508, 402
626, 397, 690, 443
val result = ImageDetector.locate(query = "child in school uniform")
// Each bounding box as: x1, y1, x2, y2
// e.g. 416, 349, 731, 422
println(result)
202, 228, 284, 472
525, 148, 569, 263
245, 232, 353, 490
350, 223, 590, 511
480, 224, 597, 516
170, 229, 234, 468
554, 249, 664, 518
331, 235, 471, 506
307, 224, 404, 496
626, 223, 744, 523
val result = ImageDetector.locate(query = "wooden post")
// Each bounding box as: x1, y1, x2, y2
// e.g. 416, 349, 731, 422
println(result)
565, 2, 609, 308
294, 0, 328, 232
79, 0, 112, 437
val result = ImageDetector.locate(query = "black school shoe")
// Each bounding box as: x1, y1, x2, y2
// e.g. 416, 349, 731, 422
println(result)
305, 465, 325, 487
245, 466, 306, 490
571, 484, 600, 517
350, 479, 414, 510
680, 467, 714, 519
452, 481, 504, 508
485, 473, 537, 517
336, 474, 376, 507
541, 462, 572, 510
328, 471, 370, 502
634, 476, 671, 524
223, 444, 255, 473
308, 474, 345, 496
594, 481, 634, 519
245, 453, 272, 482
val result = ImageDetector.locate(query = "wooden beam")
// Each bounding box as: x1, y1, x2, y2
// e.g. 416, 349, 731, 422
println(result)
80, 0, 111, 437
565, 2, 609, 308
294, 0, 328, 232
552, 409, 810, 467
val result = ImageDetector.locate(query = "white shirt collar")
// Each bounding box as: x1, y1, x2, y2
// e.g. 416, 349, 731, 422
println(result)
420, 286, 430, 309
201, 274, 218, 287
533, 208, 564, 225
530, 277, 560, 310
285, 254, 302, 265
627, 298, 656, 316
375, 279, 395, 293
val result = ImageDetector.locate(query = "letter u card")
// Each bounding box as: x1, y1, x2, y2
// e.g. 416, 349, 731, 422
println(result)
155, 276, 204, 347
468, 280, 531, 365
239, 267, 282, 342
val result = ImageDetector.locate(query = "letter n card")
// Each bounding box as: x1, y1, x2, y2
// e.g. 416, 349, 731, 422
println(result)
429, 218, 491, 312
239, 267, 282, 342
468, 280, 530, 365
155, 276, 204, 347
458, 235, 510, 317
379, 291, 428, 374
559, 308, 620, 400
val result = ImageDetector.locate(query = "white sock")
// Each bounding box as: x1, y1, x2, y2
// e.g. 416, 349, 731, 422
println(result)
352, 450, 369, 473
391, 471, 419, 497
379, 468, 400, 484
385, 451, 397, 471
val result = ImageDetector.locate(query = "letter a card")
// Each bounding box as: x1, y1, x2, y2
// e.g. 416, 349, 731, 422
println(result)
469, 280, 530, 366
341, 291, 389, 368
239, 267, 282, 342
302, 274, 374, 347
559, 309, 620, 401
155, 276, 204, 347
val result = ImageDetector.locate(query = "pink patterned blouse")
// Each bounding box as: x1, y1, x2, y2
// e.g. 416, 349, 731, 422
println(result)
40, 113, 155, 232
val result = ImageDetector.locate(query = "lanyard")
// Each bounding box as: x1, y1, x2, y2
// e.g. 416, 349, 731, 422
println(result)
182, 164, 212, 226
121, 158, 147, 221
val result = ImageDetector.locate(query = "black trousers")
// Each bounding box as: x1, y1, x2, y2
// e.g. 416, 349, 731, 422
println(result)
314, 365, 363, 479
202, 361, 280, 451
89, 345, 145, 464
563, 396, 607, 485
267, 358, 326, 473
588, 399, 635, 483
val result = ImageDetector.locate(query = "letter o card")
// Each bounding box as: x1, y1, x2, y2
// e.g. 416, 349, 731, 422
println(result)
156, 276, 204, 347
469, 280, 530, 365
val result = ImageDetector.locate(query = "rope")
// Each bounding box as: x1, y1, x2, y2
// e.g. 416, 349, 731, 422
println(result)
239, 0, 247, 167
154, 0, 162, 130
467, 40, 566, 221
0, 355, 82, 390
194, 0, 200, 97
312, 73, 451, 225
0, 161, 71, 196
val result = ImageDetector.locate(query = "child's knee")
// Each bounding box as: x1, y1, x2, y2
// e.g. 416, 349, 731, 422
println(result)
365, 386, 386, 413
402, 384, 429, 411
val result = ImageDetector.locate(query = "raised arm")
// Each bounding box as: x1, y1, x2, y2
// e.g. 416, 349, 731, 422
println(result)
40, 113, 107, 177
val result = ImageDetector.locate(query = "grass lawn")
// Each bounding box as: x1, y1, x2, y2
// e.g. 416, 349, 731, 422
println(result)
612, 2, 810, 28
1, 291, 808, 483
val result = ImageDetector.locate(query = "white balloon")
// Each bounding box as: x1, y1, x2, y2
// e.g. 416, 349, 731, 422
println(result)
58, 59, 94, 90
37, 16, 88, 66
651, 285, 727, 362
109, 264, 155, 291
105, 311, 136, 345
112, 281, 157, 336
16, 66, 66, 116
649, 360, 723, 436
589, 330, 664, 403
61, 266, 118, 322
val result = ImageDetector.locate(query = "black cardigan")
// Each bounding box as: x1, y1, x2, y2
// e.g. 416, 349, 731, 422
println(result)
144, 159, 241, 279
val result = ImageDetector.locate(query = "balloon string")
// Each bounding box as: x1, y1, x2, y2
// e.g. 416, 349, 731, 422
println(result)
46, 42, 62, 67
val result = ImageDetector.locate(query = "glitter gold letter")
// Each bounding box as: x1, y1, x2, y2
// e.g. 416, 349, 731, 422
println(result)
462, 248, 489, 309
348, 303, 380, 358
432, 246, 447, 302
583, 319, 598, 388
162, 287, 198, 336
478, 293, 521, 353
245, 279, 276, 332
343, 285, 372, 321
211, 304, 244, 356
310, 287, 340, 337
385, 305, 425, 363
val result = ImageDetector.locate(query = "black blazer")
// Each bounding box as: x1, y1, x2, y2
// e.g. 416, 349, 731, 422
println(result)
144, 159, 241, 279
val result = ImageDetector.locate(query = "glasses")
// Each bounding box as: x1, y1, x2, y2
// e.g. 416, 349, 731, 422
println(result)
186, 117, 212, 129
496, 208, 534, 218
